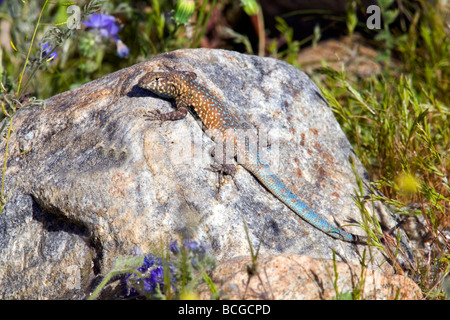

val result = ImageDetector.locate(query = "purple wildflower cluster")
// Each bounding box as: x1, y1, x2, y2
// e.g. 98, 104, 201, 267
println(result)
124, 253, 167, 296
176, 239, 208, 268
82, 14, 129, 58
124, 239, 214, 299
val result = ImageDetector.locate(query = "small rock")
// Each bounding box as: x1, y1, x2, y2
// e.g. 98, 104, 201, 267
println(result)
198, 254, 422, 300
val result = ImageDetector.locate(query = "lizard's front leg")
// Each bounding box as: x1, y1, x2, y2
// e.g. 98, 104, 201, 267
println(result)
143, 105, 189, 123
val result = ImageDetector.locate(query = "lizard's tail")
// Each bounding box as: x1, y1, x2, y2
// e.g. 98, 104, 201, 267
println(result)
246, 158, 366, 244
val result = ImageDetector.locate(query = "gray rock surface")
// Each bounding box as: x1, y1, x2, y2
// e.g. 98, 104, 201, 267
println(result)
0, 49, 399, 299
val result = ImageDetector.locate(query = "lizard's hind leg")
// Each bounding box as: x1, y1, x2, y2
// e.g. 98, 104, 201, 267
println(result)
206, 145, 240, 197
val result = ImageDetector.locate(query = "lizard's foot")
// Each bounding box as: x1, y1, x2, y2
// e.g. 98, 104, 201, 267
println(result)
206, 163, 239, 197
209, 163, 237, 177
143, 109, 164, 123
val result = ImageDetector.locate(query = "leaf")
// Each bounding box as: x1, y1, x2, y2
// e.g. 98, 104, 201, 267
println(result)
314, 66, 341, 79
383, 9, 398, 25
202, 271, 218, 298
378, 0, 394, 8
9, 41, 18, 52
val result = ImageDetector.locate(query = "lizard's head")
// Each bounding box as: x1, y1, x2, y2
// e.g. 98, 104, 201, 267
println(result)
138, 72, 179, 99
138, 71, 197, 99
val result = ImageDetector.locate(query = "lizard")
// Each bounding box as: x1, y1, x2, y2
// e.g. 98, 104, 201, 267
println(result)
138, 70, 368, 244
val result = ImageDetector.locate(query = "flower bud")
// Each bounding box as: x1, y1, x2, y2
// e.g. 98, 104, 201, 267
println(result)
174, 0, 195, 25
241, 0, 259, 16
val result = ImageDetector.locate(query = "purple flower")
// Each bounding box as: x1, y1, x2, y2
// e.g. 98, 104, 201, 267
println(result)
143, 266, 164, 293
83, 14, 129, 58
182, 239, 207, 258
116, 39, 129, 58
124, 254, 169, 297
182, 239, 199, 251
169, 240, 179, 254
39, 43, 57, 61
137, 253, 155, 273
83, 14, 119, 40
151, 266, 164, 284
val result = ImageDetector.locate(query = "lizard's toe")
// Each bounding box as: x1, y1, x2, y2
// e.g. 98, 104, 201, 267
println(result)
143, 110, 165, 124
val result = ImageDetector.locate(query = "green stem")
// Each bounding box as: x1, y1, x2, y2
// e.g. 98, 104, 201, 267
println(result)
0, 115, 13, 213
16, 0, 49, 96
193, 0, 217, 48
88, 269, 146, 300
256, 5, 265, 56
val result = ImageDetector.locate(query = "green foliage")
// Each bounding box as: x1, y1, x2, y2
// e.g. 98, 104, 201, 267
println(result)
374, 0, 407, 64
316, 1, 449, 299
332, 249, 367, 300
346, 0, 358, 37
271, 17, 301, 65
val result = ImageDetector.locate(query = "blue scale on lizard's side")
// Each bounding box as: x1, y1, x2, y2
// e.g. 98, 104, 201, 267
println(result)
138, 70, 365, 244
